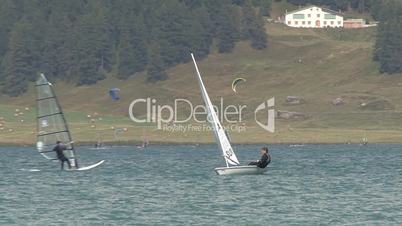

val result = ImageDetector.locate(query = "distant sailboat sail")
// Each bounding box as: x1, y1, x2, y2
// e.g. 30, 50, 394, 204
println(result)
36, 74, 78, 168
191, 53, 240, 166
362, 134, 368, 145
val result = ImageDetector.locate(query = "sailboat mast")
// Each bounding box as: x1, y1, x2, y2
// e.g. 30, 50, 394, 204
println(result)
36, 74, 79, 168
191, 53, 240, 166
48, 80, 78, 168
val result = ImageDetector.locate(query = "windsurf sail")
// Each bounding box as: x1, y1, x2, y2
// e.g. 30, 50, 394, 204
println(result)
36, 74, 78, 168
362, 136, 368, 145
191, 53, 240, 166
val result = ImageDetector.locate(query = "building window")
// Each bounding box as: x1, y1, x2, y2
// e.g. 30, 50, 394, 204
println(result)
288, 21, 291, 25
295, 21, 298, 25
317, 14, 320, 17
324, 14, 336, 20
293, 14, 305, 19
324, 21, 327, 25
302, 21, 305, 25
308, 21, 311, 25
338, 21, 341, 25
331, 21, 334, 25
308, 14, 311, 18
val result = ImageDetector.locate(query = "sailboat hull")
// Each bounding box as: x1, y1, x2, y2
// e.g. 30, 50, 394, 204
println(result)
214, 165, 268, 175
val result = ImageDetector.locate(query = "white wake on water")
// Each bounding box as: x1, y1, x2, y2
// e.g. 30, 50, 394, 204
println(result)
19, 168, 41, 172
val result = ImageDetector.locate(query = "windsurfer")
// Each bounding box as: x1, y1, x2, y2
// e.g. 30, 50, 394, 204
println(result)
53, 141, 72, 170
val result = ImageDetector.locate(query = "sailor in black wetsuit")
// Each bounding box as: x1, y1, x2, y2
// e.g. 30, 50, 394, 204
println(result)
53, 141, 72, 170
248, 147, 271, 168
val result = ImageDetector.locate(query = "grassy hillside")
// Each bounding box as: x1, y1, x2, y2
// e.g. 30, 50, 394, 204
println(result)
3, 21, 402, 145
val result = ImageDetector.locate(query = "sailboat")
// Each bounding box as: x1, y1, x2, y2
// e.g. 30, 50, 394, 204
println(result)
361, 133, 368, 145
191, 53, 268, 175
137, 128, 149, 149
92, 131, 108, 150
36, 74, 104, 171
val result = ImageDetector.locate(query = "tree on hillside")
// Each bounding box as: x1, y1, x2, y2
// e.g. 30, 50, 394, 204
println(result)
94, 5, 114, 73
250, 12, 268, 49
147, 44, 167, 83
189, 4, 213, 58
374, 1, 402, 75
153, 0, 202, 66
286, 0, 373, 12
213, 1, 239, 53
74, 14, 107, 85
241, 0, 256, 39
117, 15, 148, 79
41, 0, 90, 81
0, 0, 268, 96
241, 0, 267, 50
370, 0, 387, 21
0, 0, 20, 62
259, 0, 272, 17
1, 22, 37, 96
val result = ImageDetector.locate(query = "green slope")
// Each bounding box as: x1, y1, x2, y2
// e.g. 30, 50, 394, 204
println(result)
2, 22, 402, 145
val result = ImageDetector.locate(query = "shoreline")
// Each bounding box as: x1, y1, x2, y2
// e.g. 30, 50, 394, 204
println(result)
2, 140, 402, 147
2, 124, 402, 146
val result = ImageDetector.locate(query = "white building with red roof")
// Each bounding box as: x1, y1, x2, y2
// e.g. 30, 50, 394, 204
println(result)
285, 5, 343, 28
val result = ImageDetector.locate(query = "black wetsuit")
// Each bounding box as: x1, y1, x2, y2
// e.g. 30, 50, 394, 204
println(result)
53, 144, 71, 170
249, 153, 271, 168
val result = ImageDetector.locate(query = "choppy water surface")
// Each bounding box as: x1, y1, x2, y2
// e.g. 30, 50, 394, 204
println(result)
1, 144, 402, 225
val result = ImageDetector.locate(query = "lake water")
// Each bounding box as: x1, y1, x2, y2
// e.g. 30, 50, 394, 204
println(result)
1, 144, 402, 225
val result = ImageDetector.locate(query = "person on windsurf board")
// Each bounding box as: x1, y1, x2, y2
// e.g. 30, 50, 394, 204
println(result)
248, 147, 271, 168
53, 141, 72, 170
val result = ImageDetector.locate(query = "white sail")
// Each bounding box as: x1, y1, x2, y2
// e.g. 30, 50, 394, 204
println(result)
191, 53, 240, 166
36, 74, 78, 168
